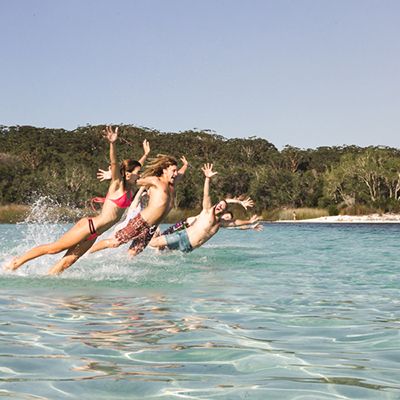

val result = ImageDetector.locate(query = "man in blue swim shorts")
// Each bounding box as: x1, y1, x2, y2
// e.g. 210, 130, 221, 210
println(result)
149, 163, 262, 253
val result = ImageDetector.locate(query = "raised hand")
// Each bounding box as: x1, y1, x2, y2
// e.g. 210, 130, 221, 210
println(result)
103, 126, 118, 143
96, 166, 112, 181
143, 139, 150, 156
180, 156, 189, 167
241, 196, 254, 210
249, 214, 261, 224
201, 163, 218, 179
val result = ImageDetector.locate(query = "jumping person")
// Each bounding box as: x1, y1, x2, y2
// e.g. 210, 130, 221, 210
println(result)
158, 195, 255, 236
5, 126, 144, 275
88, 154, 187, 256
95, 156, 189, 235
149, 164, 262, 253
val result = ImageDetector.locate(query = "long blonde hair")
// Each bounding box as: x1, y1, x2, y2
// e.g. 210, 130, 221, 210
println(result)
141, 154, 177, 178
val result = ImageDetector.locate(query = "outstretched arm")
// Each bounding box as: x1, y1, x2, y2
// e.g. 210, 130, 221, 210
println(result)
136, 176, 159, 189
97, 139, 150, 182
103, 126, 120, 181
174, 156, 189, 184
138, 139, 150, 166
225, 196, 254, 210
221, 214, 261, 228
230, 222, 264, 231
201, 163, 218, 210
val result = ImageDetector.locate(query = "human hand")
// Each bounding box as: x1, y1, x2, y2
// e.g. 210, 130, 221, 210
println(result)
180, 156, 189, 166
143, 139, 150, 155
201, 163, 218, 179
97, 166, 112, 181
241, 196, 254, 210
252, 222, 263, 231
249, 214, 261, 224
103, 126, 118, 143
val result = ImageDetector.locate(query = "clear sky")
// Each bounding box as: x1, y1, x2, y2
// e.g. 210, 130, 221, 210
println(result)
1, 0, 399, 149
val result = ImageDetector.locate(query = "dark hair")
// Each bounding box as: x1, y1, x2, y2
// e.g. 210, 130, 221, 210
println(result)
120, 159, 142, 189
223, 211, 233, 219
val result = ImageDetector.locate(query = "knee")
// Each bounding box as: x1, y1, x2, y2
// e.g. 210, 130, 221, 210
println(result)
109, 240, 121, 248
48, 256, 78, 275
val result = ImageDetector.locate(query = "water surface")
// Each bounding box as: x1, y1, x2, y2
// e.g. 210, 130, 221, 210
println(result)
0, 222, 399, 399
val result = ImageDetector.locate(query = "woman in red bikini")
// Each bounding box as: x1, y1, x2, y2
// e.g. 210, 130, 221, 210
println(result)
5, 126, 149, 275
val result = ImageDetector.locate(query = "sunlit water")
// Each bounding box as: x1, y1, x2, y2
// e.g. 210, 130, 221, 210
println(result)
0, 217, 399, 399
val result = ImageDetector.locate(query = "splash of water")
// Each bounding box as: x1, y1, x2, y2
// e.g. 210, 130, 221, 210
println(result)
23, 194, 85, 224
1, 197, 192, 285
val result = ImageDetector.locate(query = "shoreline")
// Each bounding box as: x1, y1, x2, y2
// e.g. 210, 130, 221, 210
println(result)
275, 213, 400, 224
1, 204, 400, 225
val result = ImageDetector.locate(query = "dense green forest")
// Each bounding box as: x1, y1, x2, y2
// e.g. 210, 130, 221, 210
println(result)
1, 124, 400, 216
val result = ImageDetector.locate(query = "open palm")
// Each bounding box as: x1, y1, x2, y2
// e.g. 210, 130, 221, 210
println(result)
202, 163, 218, 178
103, 126, 118, 143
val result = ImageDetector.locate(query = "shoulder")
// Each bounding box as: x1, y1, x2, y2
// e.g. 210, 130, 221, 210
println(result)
137, 176, 160, 187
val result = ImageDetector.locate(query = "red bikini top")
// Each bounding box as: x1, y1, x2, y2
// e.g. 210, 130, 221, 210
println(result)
90, 190, 133, 211
106, 190, 133, 208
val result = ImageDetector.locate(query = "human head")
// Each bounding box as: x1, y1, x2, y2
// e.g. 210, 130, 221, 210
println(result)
221, 211, 233, 221
215, 199, 228, 214
120, 159, 142, 187
163, 164, 178, 184
142, 154, 178, 183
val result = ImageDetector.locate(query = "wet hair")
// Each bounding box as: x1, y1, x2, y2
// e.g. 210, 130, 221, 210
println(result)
141, 154, 178, 178
120, 159, 142, 189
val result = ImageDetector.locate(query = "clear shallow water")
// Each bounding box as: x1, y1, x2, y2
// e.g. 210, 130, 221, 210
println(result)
0, 222, 399, 399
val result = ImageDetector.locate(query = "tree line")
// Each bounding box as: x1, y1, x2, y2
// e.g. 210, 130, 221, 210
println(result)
1, 124, 400, 215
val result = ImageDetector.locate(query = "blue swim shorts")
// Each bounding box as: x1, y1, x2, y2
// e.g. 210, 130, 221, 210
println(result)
165, 229, 193, 253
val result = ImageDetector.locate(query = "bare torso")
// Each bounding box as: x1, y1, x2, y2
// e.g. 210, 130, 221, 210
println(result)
91, 182, 134, 234
186, 206, 220, 249
140, 180, 175, 226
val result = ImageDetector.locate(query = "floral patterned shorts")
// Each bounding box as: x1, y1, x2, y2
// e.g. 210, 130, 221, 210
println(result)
115, 213, 157, 254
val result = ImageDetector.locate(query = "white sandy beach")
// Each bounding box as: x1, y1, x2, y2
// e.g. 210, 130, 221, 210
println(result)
278, 214, 400, 223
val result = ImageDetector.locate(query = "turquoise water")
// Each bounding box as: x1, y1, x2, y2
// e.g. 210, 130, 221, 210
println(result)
0, 221, 399, 399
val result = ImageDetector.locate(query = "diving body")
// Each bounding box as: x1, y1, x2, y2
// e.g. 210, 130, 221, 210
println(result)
4, 126, 149, 274
149, 163, 262, 253
88, 154, 188, 256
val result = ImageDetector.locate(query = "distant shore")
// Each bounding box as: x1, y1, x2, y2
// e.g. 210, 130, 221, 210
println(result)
276, 213, 400, 223
2, 204, 400, 225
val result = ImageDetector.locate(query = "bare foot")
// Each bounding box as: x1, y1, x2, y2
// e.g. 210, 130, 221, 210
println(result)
47, 265, 65, 275
4, 258, 20, 271
128, 249, 139, 257
47, 269, 61, 276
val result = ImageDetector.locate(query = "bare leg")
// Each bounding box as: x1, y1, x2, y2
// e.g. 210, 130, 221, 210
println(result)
5, 218, 91, 271
5, 242, 65, 271
89, 238, 120, 254
148, 235, 168, 249
48, 239, 96, 275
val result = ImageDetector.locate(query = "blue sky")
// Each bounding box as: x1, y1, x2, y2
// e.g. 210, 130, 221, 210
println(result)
1, 0, 399, 149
